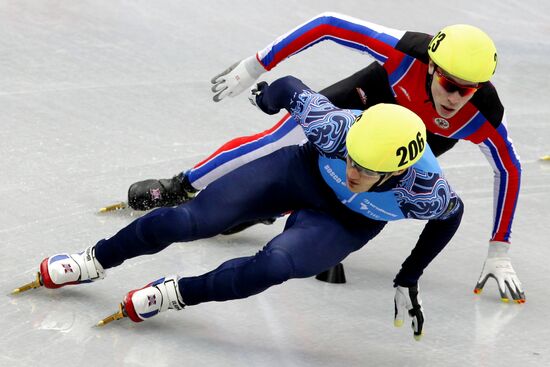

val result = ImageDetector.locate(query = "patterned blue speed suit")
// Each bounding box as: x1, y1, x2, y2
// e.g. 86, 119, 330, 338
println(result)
94, 76, 464, 306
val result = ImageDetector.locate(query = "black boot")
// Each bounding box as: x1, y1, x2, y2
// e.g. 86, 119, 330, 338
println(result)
127, 173, 197, 211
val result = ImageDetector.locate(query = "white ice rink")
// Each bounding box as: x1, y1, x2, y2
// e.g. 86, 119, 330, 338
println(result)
1, 1, 549, 366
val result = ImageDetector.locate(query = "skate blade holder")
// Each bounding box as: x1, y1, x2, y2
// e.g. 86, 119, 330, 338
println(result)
98, 202, 127, 213
96, 303, 127, 327
11, 272, 43, 294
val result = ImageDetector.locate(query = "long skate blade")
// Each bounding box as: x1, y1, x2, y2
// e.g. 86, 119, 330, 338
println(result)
11, 272, 43, 294
98, 202, 127, 213
96, 303, 127, 327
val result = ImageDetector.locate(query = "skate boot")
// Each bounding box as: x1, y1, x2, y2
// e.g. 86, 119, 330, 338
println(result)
12, 245, 105, 293
127, 172, 197, 211
97, 275, 185, 326
40, 245, 106, 289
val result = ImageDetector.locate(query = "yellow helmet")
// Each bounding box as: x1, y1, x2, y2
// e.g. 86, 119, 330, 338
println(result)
346, 104, 426, 172
428, 24, 497, 83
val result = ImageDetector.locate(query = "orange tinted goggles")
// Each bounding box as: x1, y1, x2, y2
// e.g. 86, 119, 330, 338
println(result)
434, 68, 480, 97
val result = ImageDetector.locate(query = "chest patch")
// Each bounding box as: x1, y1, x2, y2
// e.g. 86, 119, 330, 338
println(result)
434, 117, 450, 129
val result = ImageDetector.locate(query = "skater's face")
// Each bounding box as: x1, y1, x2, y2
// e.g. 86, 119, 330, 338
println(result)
345, 156, 403, 193
429, 61, 480, 119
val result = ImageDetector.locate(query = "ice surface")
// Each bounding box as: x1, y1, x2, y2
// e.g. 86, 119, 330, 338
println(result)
1, 1, 549, 366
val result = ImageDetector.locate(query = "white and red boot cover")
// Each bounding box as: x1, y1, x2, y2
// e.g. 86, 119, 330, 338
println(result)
123, 275, 185, 322
39, 245, 105, 289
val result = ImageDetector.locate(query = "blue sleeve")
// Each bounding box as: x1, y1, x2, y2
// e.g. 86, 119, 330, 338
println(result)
394, 196, 464, 287
256, 76, 356, 159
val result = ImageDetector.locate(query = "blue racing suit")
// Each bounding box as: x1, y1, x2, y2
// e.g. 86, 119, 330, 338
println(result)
94, 76, 463, 305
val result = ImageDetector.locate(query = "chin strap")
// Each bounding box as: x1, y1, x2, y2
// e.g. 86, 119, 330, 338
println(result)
368, 173, 392, 192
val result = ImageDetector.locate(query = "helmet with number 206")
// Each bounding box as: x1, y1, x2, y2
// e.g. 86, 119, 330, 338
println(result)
346, 103, 426, 173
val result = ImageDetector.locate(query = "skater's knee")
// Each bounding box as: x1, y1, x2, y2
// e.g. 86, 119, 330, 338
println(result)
137, 207, 196, 246
259, 248, 295, 285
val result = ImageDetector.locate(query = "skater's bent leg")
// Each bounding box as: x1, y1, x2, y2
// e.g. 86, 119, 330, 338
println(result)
188, 114, 305, 189
95, 206, 197, 268
95, 147, 304, 269
179, 209, 386, 306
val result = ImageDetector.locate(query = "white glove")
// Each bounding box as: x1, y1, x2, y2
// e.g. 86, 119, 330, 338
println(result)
474, 241, 525, 303
394, 285, 424, 341
211, 55, 265, 102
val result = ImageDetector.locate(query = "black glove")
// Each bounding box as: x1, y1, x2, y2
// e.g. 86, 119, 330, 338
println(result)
248, 81, 280, 114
